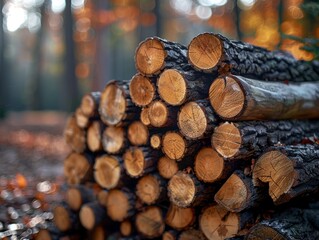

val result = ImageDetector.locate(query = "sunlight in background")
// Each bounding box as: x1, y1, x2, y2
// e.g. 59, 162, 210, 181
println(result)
198, 0, 227, 7
51, 0, 65, 13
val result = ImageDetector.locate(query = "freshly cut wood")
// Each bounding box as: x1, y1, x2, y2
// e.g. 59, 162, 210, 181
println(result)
157, 156, 179, 179
123, 147, 159, 178
135, 206, 165, 238
90, 224, 108, 240
212, 120, 319, 159
66, 185, 95, 211
209, 75, 319, 121
179, 229, 207, 240
162, 131, 201, 161
163, 230, 179, 240
136, 173, 167, 205
120, 219, 134, 237
246, 208, 319, 240
64, 115, 86, 153
87, 121, 104, 152
97, 189, 108, 207
102, 126, 126, 154
64, 152, 93, 185
106, 188, 136, 222
53, 203, 79, 232
127, 121, 149, 146
178, 100, 218, 139
75, 107, 89, 129
214, 170, 268, 212
135, 36, 187, 76
130, 74, 156, 107
165, 204, 195, 230
157, 68, 214, 106
99, 80, 139, 126
94, 155, 126, 189
140, 106, 151, 126
188, 32, 319, 81
148, 100, 178, 128
168, 172, 217, 208
200, 205, 254, 240
79, 202, 107, 230
80, 91, 101, 118
150, 134, 162, 149
194, 147, 236, 183
253, 144, 319, 205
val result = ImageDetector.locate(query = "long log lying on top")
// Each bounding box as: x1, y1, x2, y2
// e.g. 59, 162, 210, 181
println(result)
253, 144, 319, 205
209, 74, 319, 121
212, 120, 319, 159
188, 32, 319, 82
135, 37, 188, 76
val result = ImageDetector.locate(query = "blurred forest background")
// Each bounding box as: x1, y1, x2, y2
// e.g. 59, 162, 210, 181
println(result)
0, 0, 318, 116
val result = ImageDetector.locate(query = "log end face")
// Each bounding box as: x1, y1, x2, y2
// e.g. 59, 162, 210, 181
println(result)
102, 126, 125, 154
53, 205, 71, 232
130, 74, 155, 107
148, 100, 169, 127
157, 156, 179, 179
246, 224, 286, 240
209, 76, 245, 119
87, 121, 103, 152
188, 33, 222, 71
66, 188, 82, 211
136, 174, 160, 205
106, 189, 130, 221
79, 205, 96, 230
136, 206, 165, 238
162, 132, 186, 160
123, 147, 145, 177
150, 134, 162, 149
81, 94, 95, 117
64, 116, 86, 153
128, 121, 149, 146
120, 220, 132, 237
64, 153, 90, 184
140, 106, 151, 126
94, 155, 121, 189
165, 204, 195, 230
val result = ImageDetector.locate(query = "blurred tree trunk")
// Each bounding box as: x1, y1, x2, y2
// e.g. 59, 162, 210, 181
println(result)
63, 0, 79, 111
0, 0, 6, 118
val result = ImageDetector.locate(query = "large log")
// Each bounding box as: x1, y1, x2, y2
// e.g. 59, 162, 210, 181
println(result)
80, 91, 101, 118
209, 74, 319, 121
64, 115, 86, 153
135, 36, 187, 76
253, 144, 319, 205
165, 203, 196, 230
212, 120, 319, 159
102, 126, 127, 154
129, 73, 156, 107
79, 201, 107, 230
157, 155, 179, 179
188, 32, 319, 82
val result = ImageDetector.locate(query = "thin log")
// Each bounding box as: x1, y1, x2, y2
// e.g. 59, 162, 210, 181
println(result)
106, 188, 136, 222
64, 115, 86, 153
214, 170, 269, 212
127, 121, 149, 146
87, 121, 104, 152
199, 205, 254, 240
148, 100, 178, 128
179, 229, 207, 240
136, 173, 167, 205
79, 201, 107, 230
135, 206, 165, 238
120, 219, 134, 237
97, 189, 108, 207
157, 155, 179, 179
53, 203, 80, 233
165, 203, 196, 230
66, 185, 95, 211
150, 134, 162, 149
212, 120, 319, 159
123, 147, 159, 178
157, 67, 215, 106
75, 107, 89, 129
130, 73, 156, 107
80, 91, 101, 118
135, 36, 187, 76
102, 126, 127, 154
252, 144, 319, 205
178, 100, 218, 140
140, 106, 151, 127
168, 171, 217, 208
209, 74, 319, 120
188, 32, 319, 81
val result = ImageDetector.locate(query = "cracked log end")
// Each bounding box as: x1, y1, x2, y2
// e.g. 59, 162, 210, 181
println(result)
165, 204, 195, 230
106, 189, 131, 221
209, 76, 245, 119
212, 122, 241, 158
157, 156, 179, 179
188, 33, 222, 71
128, 121, 149, 146
94, 155, 121, 189
135, 37, 166, 76
158, 69, 187, 106
102, 126, 125, 154
178, 101, 207, 139
162, 132, 186, 160
150, 134, 162, 149
136, 206, 165, 238
123, 147, 145, 177
148, 100, 169, 127
136, 174, 161, 205
252, 150, 295, 203
130, 74, 155, 107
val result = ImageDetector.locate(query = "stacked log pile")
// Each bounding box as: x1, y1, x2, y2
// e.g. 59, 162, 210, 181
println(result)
54, 33, 319, 240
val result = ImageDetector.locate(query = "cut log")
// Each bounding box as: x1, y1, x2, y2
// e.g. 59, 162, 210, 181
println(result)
135, 206, 165, 238
157, 156, 179, 179
64, 115, 86, 153
97, 189, 108, 207
66, 185, 95, 211
106, 188, 136, 222
179, 229, 207, 240
79, 202, 107, 230
209, 75, 319, 121
80, 91, 101, 118
168, 172, 217, 208
120, 219, 134, 237
148, 100, 178, 128
127, 121, 149, 146
162, 131, 201, 161
64, 152, 94, 185
200, 204, 254, 240
150, 134, 162, 149
136, 173, 167, 205
75, 107, 89, 129
163, 230, 179, 240
102, 126, 127, 154
53, 203, 80, 232
135, 36, 187, 76
123, 147, 159, 178
188, 32, 319, 81
129, 74, 156, 107
90, 224, 108, 240
178, 100, 218, 140
214, 170, 269, 212
99, 80, 139, 126
157, 68, 215, 106
212, 120, 319, 160
87, 121, 104, 152
165, 203, 196, 230
252, 144, 319, 205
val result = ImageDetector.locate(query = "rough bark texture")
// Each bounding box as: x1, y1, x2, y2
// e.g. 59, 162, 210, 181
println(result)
188, 32, 319, 82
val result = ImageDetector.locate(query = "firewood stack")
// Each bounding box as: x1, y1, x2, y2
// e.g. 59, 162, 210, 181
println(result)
55, 33, 319, 240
